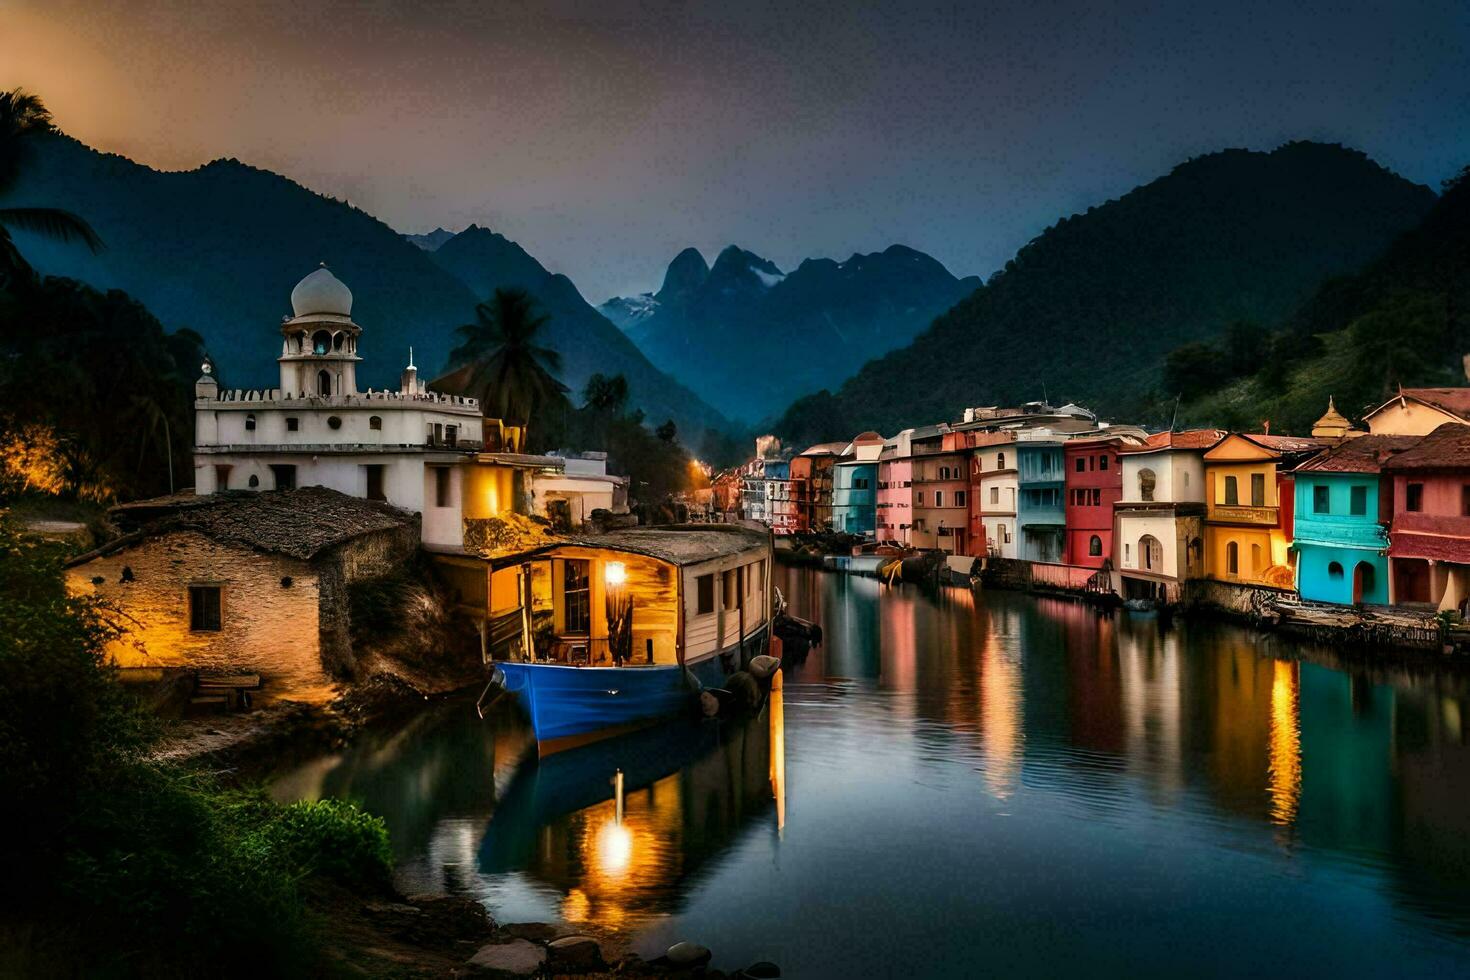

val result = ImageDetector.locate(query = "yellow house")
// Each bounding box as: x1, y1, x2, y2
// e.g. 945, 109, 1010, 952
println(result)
1363, 387, 1470, 436
1202, 433, 1324, 588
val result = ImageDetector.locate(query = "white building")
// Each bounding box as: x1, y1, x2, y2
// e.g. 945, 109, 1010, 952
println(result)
974, 435, 1019, 559
1114, 430, 1220, 603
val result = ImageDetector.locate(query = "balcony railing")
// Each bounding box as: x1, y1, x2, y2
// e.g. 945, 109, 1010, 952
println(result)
1208, 503, 1279, 525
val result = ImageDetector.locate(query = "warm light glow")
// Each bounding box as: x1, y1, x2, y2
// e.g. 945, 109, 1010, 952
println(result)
1267, 659, 1301, 826
595, 818, 633, 875
604, 561, 626, 586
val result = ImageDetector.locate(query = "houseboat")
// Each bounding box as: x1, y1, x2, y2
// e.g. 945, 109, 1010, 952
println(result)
487, 524, 774, 754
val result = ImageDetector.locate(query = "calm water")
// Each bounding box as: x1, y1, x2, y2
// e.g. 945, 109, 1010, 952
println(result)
271, 566, 1470, 977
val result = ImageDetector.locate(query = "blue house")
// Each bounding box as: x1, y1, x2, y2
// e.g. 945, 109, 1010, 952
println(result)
832, 432, 885, 539
1291, 435, 1417, 605
1017, 440, 1066, 562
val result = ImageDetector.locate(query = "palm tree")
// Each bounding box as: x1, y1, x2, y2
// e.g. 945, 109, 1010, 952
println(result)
0, 89, 103, 287
449, 287, 568, 429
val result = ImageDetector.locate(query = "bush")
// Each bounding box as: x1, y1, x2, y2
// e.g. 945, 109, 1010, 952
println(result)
237, 795, 394, 891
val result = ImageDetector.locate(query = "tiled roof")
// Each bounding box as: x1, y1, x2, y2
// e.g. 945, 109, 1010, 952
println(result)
1368, 387, 1470, 423
562, 524, 768, 566
73, 488, 414, 564
1124, 429, 1227, 453
800, 441, 849, 456
1383, 422, 1470, 472
1293, 435, 1422, 474
1243, 433, 1327, 453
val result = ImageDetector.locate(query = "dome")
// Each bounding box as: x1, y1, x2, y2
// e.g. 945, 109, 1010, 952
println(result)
290, 265, 353, 317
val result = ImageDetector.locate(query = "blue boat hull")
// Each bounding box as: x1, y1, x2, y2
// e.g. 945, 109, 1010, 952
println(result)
495, 626, 766, 754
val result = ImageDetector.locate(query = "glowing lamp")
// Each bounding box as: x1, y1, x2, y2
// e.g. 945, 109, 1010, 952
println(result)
604, 561, 627, 586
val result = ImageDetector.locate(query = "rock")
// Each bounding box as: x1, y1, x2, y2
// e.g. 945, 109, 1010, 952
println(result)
726, 671, 761, 709
700, 690, 721, 717
548, 934, 604, 971
497, 921, 563, 943
667, 941, 713, 968
362, 901, 422, 916
467, 939, 546, 976
747, 655, 780, 680
739, 962, 781, 979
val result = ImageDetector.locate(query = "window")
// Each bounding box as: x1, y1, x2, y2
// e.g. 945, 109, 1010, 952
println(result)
269, 464, 296, 490
1140, 534, 1161, 570
248, 474, 260, 488
327, 415, 342, 430
1224, 475, 1239, 506
1076, 457, 1086, 472
934, 491, 943, 507
1351, 485, 1368, 517
996, 453, 1005, 469
562, 560, 590, 634
955, 490, 966, 507
1125, 543, 1131, 563
1226, 541, 1239, 574
1407, 483, 1424, 512
245, 413, 256, 431
1088, 535, 1102, 557
286, 417, 299, 432
1462, 484, 1470, 517
1251, 473, 1266, 507
1313, 485, 1330, 514
1001, 524, 1011, 543
189, 585, 221, 632
989, 487, 999, 505
432, 423, 444, 445
317, 370, 332, 396
724, 568, 742, 610
365, 464, 385, 502
369, 415, 382, 431
434, 467, 451, 507
446, 425, 458, 448
915, 491, 925, 506
1138, 468, 1156, 502
312, 330, 331, 355
1099, 455, 1108, 471
854, 477, 869, 490
1251, 543, 1262, 573
1328, 561, 1344, 579
697, 574, 715, 614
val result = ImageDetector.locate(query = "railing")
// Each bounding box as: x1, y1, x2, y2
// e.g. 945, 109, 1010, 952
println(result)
1209, 504, 1279, 525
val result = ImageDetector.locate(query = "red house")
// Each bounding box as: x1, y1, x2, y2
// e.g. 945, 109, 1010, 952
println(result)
1063, 438, 1127, 567
1384, 422, 1470, 612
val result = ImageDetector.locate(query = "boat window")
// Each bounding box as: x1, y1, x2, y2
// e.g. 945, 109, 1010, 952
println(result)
563, 560, 591, 634
724, 568, 742, 611
696, 574, 715, 614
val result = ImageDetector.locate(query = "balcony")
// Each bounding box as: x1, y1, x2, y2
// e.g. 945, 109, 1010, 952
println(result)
1208, 503, 1279, 526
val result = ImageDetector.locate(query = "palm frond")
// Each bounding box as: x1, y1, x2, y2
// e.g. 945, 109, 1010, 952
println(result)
0, 207, 104, 253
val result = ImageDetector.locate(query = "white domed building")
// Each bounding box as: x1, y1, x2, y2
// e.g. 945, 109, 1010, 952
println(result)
193, 265, 485, 541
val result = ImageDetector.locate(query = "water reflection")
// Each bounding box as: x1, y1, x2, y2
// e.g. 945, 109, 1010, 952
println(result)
272, 566, 1470, 976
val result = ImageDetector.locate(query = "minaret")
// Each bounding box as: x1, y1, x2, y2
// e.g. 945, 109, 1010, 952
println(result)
400, 347, 422, 396
278, 264, 362, 397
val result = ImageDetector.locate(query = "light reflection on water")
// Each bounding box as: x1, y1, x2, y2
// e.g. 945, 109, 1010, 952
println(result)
271, 566, 1470, 977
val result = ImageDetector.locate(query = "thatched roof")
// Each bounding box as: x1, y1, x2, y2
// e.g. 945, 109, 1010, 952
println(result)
70, 488, 414, 566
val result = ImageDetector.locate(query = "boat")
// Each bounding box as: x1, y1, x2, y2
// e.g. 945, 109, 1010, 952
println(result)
487, 524, 774, 754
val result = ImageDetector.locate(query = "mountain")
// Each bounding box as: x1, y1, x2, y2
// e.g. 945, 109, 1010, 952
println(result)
6, 135, 727, 438
1176, 162, 1470, 435
404, 227, 456, 251
773, 142, 1438, 445
422, 225, 729, 434
598, 243, 981, 422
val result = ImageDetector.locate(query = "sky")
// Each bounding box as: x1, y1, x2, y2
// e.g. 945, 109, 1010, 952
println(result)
4, 0, 1470, 301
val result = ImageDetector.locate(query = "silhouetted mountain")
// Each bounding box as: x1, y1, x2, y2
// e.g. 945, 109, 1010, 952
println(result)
426, 225, 729, 434
773, 142, 1436, 445
404, 227, 456, 251
600, 243, 980, 421
7, 135, 727, 438
1177, 162, 1470, 434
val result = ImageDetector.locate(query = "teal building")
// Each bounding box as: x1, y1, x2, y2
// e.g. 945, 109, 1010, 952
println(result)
1017, 440, 1065, 562
1291, 436, 1414, 606
832, 432, 885, 538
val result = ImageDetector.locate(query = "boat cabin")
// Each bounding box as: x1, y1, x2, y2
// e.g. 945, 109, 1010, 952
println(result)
436, 525, 772, 668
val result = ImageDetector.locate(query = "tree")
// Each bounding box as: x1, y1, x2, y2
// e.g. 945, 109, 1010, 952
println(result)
582, 372, 629, 415
448, 288, 569, 433
0, 89, 103, 289
656, 419, 677, 443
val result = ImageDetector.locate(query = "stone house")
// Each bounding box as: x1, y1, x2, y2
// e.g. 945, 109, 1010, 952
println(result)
66, 488, 418, 702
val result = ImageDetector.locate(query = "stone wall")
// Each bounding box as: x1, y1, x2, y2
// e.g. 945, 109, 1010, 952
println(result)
317, 521, 421, 679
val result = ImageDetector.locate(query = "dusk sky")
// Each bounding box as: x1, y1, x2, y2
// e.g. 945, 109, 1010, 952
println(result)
6, 0, 1470, 301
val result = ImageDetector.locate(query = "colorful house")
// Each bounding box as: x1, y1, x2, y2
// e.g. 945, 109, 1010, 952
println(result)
832, 432, 884, 538
1364, 387, 1470, 436
791, 442, 846, 533
1114, 429, 1221, 603
1383, 423, 1470, 612
1062, 437, 1132, 567
876, 429, 916, 546
971, 431, 1018, 558
1016, 438, 1066, 562
1202, 433, 1324, 587
1291, 435, 1418, 605
911, 428, 971, 554
763, 458, 799, 535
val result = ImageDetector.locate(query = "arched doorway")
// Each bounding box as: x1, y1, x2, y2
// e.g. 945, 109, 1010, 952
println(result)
1353, 561, 1376, 605
317, 369, 332, 396
1139, 534, 1162, 571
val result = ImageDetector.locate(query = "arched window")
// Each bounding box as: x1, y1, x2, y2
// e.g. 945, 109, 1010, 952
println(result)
369, 415, 382, 430
996, 452, 1005, 469
1226, 541, 1239, 575
1328, 561, 1344, 579
317, 370, 332, 396
1138, 468, 1157, 501
1088, 535, 1103, 557
332, 332, 344, 351
312, 330, 332, 355
244, 413, 256, 431
248, 474, 260, 488
1140, 534, 1162, 570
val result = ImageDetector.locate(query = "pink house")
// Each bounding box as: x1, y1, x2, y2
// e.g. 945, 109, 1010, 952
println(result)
877, 430, 915, 547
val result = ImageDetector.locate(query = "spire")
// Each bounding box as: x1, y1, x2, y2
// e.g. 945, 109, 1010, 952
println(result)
1311, 395, 1355, 441
407, 346, 416, 371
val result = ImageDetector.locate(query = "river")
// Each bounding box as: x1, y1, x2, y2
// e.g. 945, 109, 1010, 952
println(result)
271, 565, 1470, 977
